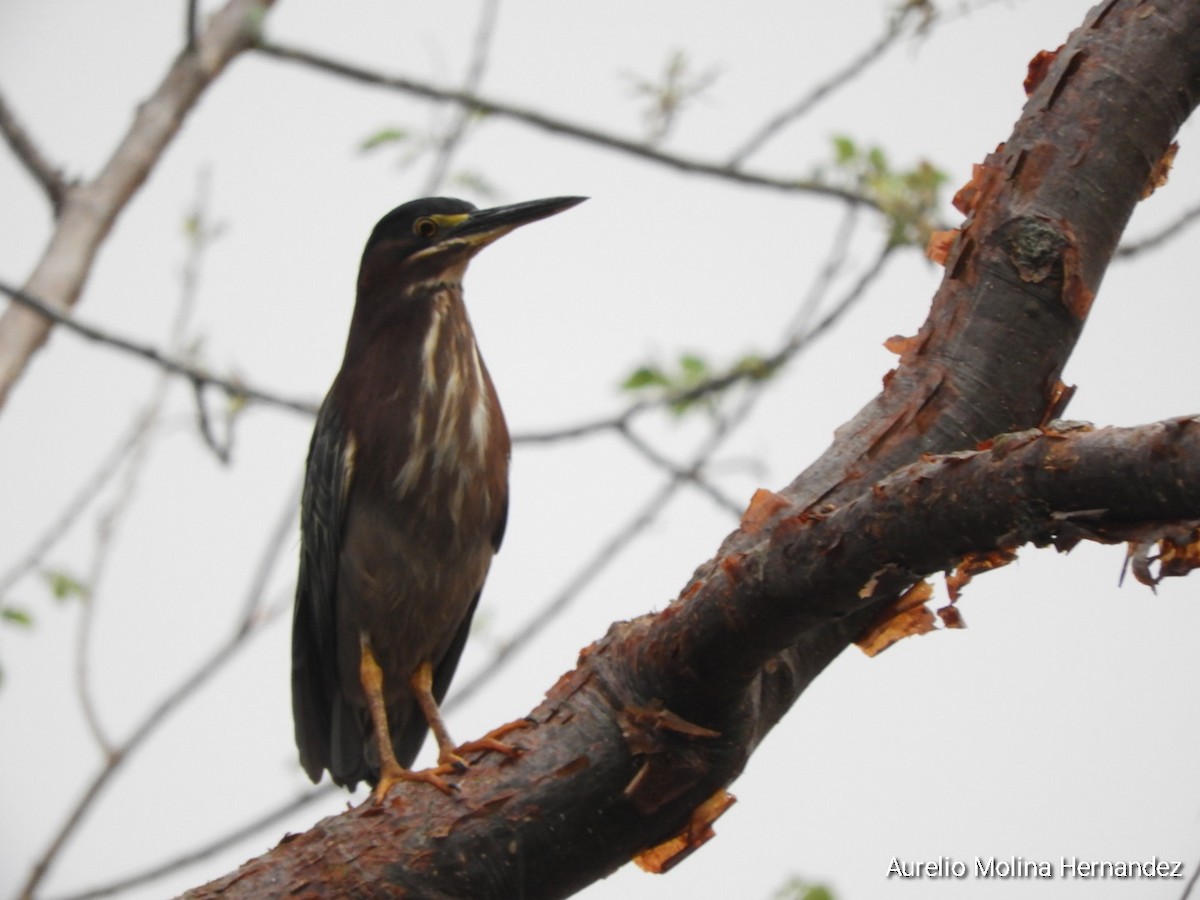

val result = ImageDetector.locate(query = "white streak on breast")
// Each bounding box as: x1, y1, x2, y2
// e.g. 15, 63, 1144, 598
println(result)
341, 432, 357, 502
421, 302, 445, 396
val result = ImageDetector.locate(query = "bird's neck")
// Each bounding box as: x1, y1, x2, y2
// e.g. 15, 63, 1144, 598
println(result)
335, 281, 509, 534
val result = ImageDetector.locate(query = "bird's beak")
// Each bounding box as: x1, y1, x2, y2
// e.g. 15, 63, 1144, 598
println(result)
447, 196, 587, 249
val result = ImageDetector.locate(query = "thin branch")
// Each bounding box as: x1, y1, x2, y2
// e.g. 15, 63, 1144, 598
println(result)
32, 465, 301, 900
447, 454, 694, 709
420, 0, 501, 195
726, 11, 910, 167
1116, 199, 1200, 258
1180, 850, 1200, 900
0, 411, 153, 597
0, 280, 318, 416
513, 219, 890, 447
615, 422, 743, 517
73, 175, 217, 754
235, 475, 303, 633
191, 378, 237, 463
74, 440, 153, 756
185, 0, 200, 51
50, 786, 335, 900
18, 578, 292, 900
0, 85, 68, 212
255, 41, 879, 208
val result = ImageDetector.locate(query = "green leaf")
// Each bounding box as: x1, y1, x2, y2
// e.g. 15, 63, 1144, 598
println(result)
734, 353, 777, 382
620, 365, 668, 391
449, 170, 501, 201
818, 134, 948, 248
359, 127, 411, 154
42, 569, 89, 603
771, 875, 837, 900
678, 353, 709, 379
621, 349, 784, 419
1, 606, 33, 627
867, 145, 888, 175
832, 134, 857, 164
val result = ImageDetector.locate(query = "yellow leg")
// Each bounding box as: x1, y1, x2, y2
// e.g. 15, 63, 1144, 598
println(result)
411, 661, 528, 763
411, 661, 469, 771
359, 637, 453, 802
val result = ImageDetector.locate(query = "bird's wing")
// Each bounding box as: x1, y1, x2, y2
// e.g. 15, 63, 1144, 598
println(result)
491, 490, 509, 553
292, 395, 354, 782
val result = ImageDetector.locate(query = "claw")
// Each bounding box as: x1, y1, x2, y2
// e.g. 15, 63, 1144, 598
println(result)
369, 759, 459, 803
454, 717, 530, 761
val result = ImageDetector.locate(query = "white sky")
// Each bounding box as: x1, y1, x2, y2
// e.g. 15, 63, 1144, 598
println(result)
2, 1, 1200, 899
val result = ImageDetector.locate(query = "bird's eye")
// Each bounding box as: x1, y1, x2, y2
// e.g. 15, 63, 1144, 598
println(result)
413, 217, 439, 239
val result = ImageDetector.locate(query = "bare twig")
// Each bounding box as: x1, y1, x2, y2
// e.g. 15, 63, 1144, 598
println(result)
185, 0, 201, 51
0, 85, 68, 212
624, 49, 722, 146
255, 41, 879, 208
236, 475, 303, 632
50, 785, 335, 900
0, 280, 318, 416
1181, 851, 1200, 900
616, 422, 744, 517
39, 481, 302, 900
73, 446, 147, 756
420, 0, 501, 195
191, 378, 237, 463
1116, 200, 1200, 258
17, 521, 296, 899
74, 168, 221, 762
726, 11, 910, 167
0, 411, 153, 598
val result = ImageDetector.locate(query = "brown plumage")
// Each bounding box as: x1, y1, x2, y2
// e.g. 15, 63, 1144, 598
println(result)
292, 196, 584, 795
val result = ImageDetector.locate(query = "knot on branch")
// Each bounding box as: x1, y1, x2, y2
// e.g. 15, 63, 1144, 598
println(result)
1004, 216, 1066, 284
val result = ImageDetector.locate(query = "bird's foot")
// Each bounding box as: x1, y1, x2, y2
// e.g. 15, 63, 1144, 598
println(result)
369, 760, 457, 803
454, 717, 531, 761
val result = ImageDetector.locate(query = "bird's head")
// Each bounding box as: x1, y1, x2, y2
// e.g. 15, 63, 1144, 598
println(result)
357, 195, 586, 296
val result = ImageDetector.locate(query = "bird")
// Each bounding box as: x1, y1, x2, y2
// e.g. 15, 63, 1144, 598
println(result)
292, 195, 585, 799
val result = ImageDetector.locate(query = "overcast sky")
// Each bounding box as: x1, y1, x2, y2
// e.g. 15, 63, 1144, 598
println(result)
3, 2, 1200, 899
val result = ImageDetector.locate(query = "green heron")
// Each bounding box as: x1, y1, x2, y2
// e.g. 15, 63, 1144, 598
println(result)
292, 195, 585, 798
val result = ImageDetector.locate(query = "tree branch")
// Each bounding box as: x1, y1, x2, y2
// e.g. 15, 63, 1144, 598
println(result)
726, 7, 911, 167
0, 280, 317, 416
18, 487, 299, 899
183, 2, 1200, 895
254, 41, 880, 207
0, 0, 277, 411
187, 416, 1200, 899
1116, 198, 1200, 258
419, 0, 502, 195
0, 86, 68, 212
52, 786, 334, 900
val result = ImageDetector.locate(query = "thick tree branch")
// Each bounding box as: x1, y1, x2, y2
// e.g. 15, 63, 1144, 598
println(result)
189, 416, 1200, 898
184, 2, 1200, 895
0, 0, 277, 411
